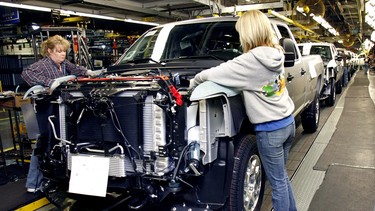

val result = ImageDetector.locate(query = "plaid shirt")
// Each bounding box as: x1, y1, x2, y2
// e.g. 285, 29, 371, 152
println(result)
21, 56, 87, 87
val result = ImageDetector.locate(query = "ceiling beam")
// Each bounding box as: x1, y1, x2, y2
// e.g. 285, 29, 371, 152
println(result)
196, 0, 284, 15
83, 0, 189, 20
142, 0, 194, 8
13, 0, 186, 24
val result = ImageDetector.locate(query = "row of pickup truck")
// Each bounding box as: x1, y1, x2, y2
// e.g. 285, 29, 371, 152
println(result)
298, 42, 362, 107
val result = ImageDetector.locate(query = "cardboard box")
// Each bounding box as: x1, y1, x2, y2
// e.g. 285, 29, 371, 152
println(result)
0, 96, 15, 108
14, 95, 31, 108
0, 95, 31, 108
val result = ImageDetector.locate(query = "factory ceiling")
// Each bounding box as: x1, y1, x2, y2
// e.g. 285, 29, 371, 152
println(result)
0, 0, 372, 51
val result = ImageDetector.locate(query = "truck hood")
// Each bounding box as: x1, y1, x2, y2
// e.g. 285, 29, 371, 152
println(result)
107, 59, 225, 76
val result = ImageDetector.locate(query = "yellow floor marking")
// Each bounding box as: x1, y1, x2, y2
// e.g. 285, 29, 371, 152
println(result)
15, 197, 50, 211
16, 159, 31, 163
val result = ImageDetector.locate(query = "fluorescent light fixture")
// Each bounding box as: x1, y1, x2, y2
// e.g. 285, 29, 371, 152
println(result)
312, 15, 323, 24
59, 9, 118, 21
365, 15, 375, 29
312, 15, 339, 36
268, 10, 316, 34
76, 12, 116, 21
296, 6, 307, 16
365, 1, 375, 29
328, 28, 339, 36
31, 23, 40, 30
0, 2, 51, 12
364, 38, 374, 51
124, 19, 159, 26
0, 2, 159, 26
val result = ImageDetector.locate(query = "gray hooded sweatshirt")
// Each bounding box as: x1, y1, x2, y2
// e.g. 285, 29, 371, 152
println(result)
192, 46, 295, 124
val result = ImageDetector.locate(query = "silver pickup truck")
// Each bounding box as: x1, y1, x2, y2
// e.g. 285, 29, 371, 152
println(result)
298, 42, 344, 106
27, 16, 324, 211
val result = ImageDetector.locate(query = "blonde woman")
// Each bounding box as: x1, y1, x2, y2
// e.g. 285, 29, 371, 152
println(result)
190, 10, 297, 211
22, 35, 101, 193
22, 34, 101, 90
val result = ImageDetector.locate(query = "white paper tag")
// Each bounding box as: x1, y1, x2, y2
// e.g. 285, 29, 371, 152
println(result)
309, 61, 318, 79
69, 155, 110, 197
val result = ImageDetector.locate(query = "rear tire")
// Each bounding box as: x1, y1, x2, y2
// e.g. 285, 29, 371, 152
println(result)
229, 134, 265, 211
325, 78, 336, 106
301, 94, 320, 133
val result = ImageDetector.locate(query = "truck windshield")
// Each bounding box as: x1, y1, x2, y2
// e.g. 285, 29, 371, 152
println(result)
117, 21, 242, 65
310, 46, 332, 62
117, 28, 162, 64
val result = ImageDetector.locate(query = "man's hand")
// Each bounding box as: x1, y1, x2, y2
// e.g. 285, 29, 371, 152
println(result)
49, 80, 61, 94
86, 69, 105, 77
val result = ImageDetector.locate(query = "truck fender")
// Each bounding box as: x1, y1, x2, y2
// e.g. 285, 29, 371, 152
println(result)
190, 81, 247, 136
190, 81, 247, 165
190, 81, 240, 101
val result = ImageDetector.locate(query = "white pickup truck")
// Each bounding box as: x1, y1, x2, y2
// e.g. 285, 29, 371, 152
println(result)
27, 16, 324, 211
298, 42, 344, 106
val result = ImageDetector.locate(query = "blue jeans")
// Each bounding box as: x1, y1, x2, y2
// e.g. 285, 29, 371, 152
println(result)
256, 122, 297, 211
26, 98, 58, 190
343, 67, 348, 86
26, 152, 43, 189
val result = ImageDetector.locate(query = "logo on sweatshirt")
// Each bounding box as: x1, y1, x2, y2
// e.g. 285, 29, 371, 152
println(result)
261, 73, 285, 97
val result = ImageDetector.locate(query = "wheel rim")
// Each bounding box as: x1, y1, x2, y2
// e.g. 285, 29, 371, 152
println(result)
243, 154, 262, 211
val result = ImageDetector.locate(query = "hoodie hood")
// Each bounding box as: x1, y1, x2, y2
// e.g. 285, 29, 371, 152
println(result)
250, 46, 284, 72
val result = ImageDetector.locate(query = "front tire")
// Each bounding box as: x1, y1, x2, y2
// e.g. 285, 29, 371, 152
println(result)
301, 94, 320, 133
325, 78, 336, 106
229, 134, 265, 211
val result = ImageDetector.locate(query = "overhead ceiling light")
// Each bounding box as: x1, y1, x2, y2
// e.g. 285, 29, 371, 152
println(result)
296, 6, 307, 16
365, 1, 375, 30
328, 28, 339, 36
75, 12, 116, 21
31, 22, 40, 30
58, 9, 118, 21
364, 38, 374, 51
268, 10, 316, 35
0, 2, 51, 12
124, 19, 159, 26
0, 2, 159, 26
312, 15, 339, 36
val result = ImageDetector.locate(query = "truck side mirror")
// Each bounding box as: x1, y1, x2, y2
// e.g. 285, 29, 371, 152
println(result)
280, 38, 295, 67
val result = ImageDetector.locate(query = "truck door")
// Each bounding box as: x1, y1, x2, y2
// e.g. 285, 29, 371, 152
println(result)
275, 25, 307, 112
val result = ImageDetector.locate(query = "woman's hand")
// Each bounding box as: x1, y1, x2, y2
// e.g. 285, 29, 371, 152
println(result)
86, 69, 105, 77
49, 80, 60, 94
